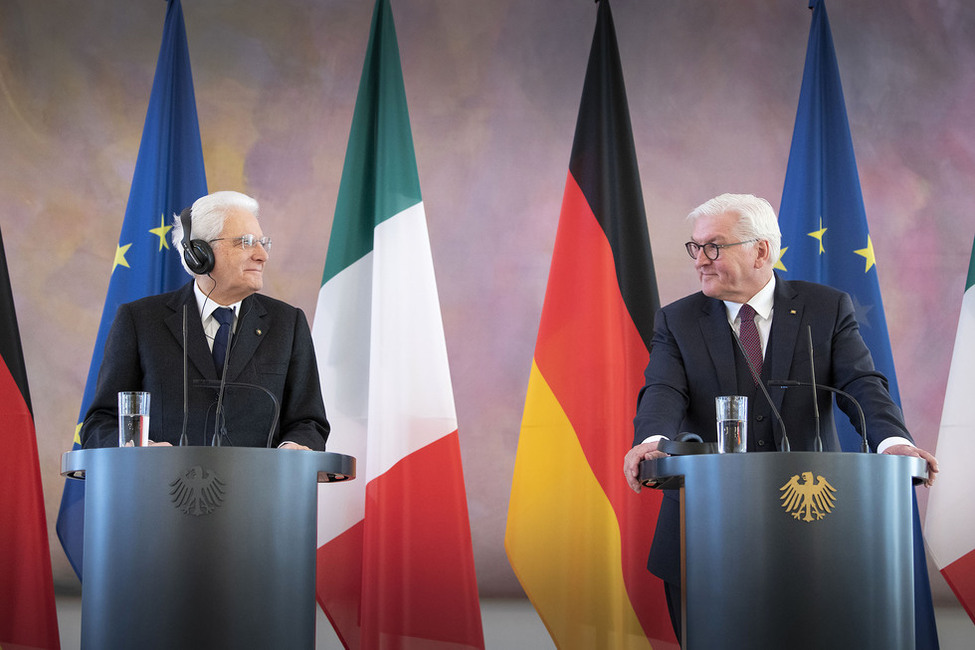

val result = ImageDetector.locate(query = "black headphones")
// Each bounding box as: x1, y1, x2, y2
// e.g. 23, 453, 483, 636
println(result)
179, 206, 215, 275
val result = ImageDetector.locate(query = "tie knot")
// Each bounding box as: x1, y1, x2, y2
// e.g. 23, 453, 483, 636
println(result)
214, 307, 234, 327
738, 304, 756, 322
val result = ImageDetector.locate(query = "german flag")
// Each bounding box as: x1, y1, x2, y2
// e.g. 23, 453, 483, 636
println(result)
0, 224, 60, 649
505, 1, 674, 647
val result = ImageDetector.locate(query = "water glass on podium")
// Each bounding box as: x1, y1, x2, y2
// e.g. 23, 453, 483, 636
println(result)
118, 391, 150, 447
715, 395, 747, 453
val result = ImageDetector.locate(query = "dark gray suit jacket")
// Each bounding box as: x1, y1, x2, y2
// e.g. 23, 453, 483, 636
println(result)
81, 281, 329, 450
633, 274, 911, 585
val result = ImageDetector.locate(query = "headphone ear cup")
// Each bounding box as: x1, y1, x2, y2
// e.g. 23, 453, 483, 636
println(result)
184, 239, 215, 275
178, 205, 214, 275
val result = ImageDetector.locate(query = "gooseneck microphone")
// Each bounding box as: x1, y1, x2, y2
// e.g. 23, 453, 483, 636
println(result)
180, 305, 190, 446
767, 380, 870, 453
196, 380, 281, 448
806, 326, 823, 452
731, 328, 791, 452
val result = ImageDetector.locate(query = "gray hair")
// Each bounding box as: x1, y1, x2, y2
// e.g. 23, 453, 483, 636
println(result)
687, 193, 781, 264
171, 191, 260, 275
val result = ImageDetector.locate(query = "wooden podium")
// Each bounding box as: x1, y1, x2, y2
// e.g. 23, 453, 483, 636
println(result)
640, 452, 927, 650
62, 447, 355, 650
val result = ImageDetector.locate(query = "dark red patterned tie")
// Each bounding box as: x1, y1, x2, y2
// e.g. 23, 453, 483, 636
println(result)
738, 304, 763, 383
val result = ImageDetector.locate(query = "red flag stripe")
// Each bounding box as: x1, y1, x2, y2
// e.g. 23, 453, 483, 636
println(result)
318, 433, 483, 649
941, 549, 975, 623
0, 360, 60, 649
533, 172, 672, 643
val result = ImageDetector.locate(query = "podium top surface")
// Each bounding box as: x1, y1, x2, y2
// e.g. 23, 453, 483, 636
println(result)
61, 446, 356, 483
639, 451, 928, 489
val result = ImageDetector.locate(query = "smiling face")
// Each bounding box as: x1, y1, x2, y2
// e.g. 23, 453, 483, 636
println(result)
689, 210, 772, 303
197, 207, 268, 305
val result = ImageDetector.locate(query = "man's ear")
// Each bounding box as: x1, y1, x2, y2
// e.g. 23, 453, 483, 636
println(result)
755, 239, 771, 267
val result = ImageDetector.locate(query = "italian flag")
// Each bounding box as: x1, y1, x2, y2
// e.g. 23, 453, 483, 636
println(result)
311, 0, 483, 647
505, 2, 673, 648
926, 236, 975, 623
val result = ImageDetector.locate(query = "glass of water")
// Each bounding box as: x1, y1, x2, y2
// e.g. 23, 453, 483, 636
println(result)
715, 395, 747, 453
118, 391, 150, 447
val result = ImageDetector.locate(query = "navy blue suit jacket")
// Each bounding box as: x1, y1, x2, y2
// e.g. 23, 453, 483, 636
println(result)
633, 275, 911, 585
81, 281, 329, 450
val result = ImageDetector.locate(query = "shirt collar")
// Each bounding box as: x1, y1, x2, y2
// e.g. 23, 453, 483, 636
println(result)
723, 274, 776, 323
193, 282, 242, 322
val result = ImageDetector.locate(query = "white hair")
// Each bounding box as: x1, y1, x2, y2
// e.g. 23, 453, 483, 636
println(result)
170, 191, 260, 275
687, 193, 781, 264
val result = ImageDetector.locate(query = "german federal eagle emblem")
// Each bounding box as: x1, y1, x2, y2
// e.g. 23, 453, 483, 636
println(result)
779, 471, 836, 522
169, 465, 225, 516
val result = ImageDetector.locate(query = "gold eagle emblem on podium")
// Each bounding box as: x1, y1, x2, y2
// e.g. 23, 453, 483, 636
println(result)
169, 465, 226, 516
779, 471, 836, 522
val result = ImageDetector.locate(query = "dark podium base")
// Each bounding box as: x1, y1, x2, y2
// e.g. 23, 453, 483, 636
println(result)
62, 447, 354, 650
640, 452, 927, 650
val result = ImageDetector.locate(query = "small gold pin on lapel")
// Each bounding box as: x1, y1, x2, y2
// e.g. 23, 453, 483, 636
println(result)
790, 309, 797, 315
255, 329, 263, 336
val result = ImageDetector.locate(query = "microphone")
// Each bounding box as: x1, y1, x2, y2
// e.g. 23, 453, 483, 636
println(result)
766, 380, 870, 453
179, 305, 190, 446
806, 326, 823, 452
731, 328, 791, 452
212, 309, 234, 446
197, 380, 281, 448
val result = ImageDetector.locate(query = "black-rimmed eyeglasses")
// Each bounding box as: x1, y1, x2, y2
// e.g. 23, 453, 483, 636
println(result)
209, 234, 272, 254
684, 239, 758, 261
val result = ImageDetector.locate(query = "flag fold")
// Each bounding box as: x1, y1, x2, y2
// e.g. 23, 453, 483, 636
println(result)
778, 1, 938, 646
313, 1, 483, 647
0, 226, 61, 650
55, 0, 207, 580
926, 237, 975, 623
505, 1, 673, 647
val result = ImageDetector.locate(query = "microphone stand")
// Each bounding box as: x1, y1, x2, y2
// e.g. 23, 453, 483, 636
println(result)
197, 380, 282, 448
806, 326, 823, 452
767, 380, 870, 453
180, 305, 190, 446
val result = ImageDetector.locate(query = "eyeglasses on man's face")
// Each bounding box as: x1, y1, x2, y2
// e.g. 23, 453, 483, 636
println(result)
684, 238, 758, 261
209, 234, 272, 254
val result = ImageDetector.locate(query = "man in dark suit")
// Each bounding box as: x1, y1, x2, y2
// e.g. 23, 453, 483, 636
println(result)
622, 193, 938, 640
81, 191, 329, 450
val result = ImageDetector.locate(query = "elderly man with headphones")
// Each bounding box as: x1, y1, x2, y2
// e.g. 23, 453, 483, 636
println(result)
80, 191, 329, 450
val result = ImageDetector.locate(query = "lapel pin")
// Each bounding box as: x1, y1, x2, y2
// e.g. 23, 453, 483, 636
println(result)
255, 328, 263, 336
790, 309, 797, 315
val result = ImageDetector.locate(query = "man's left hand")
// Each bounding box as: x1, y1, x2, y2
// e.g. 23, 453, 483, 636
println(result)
279, 441, 311, 451
883, 444, 939, 487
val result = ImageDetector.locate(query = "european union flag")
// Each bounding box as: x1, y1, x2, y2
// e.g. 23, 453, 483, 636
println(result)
55, 0, 207, 581
777, 1, 938, 647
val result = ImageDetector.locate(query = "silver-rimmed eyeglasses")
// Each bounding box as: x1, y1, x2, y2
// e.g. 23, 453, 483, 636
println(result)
210, 234, 272, 254
684, 238, 758, 261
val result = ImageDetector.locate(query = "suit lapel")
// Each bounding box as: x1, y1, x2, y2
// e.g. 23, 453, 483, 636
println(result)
164, 282, 218, 380
769, 276, 802, 412
699, 298, 737, 396
227, 294, 268, 382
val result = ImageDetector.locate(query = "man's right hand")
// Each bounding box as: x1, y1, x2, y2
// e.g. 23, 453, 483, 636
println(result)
624, 441, 668, 493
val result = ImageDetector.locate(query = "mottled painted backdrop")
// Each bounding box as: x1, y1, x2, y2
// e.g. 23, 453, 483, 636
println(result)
2, 0, 972, 597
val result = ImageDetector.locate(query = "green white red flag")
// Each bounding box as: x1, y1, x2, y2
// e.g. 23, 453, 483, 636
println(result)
926, 236, 975, 623
312, 1, 483, 647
